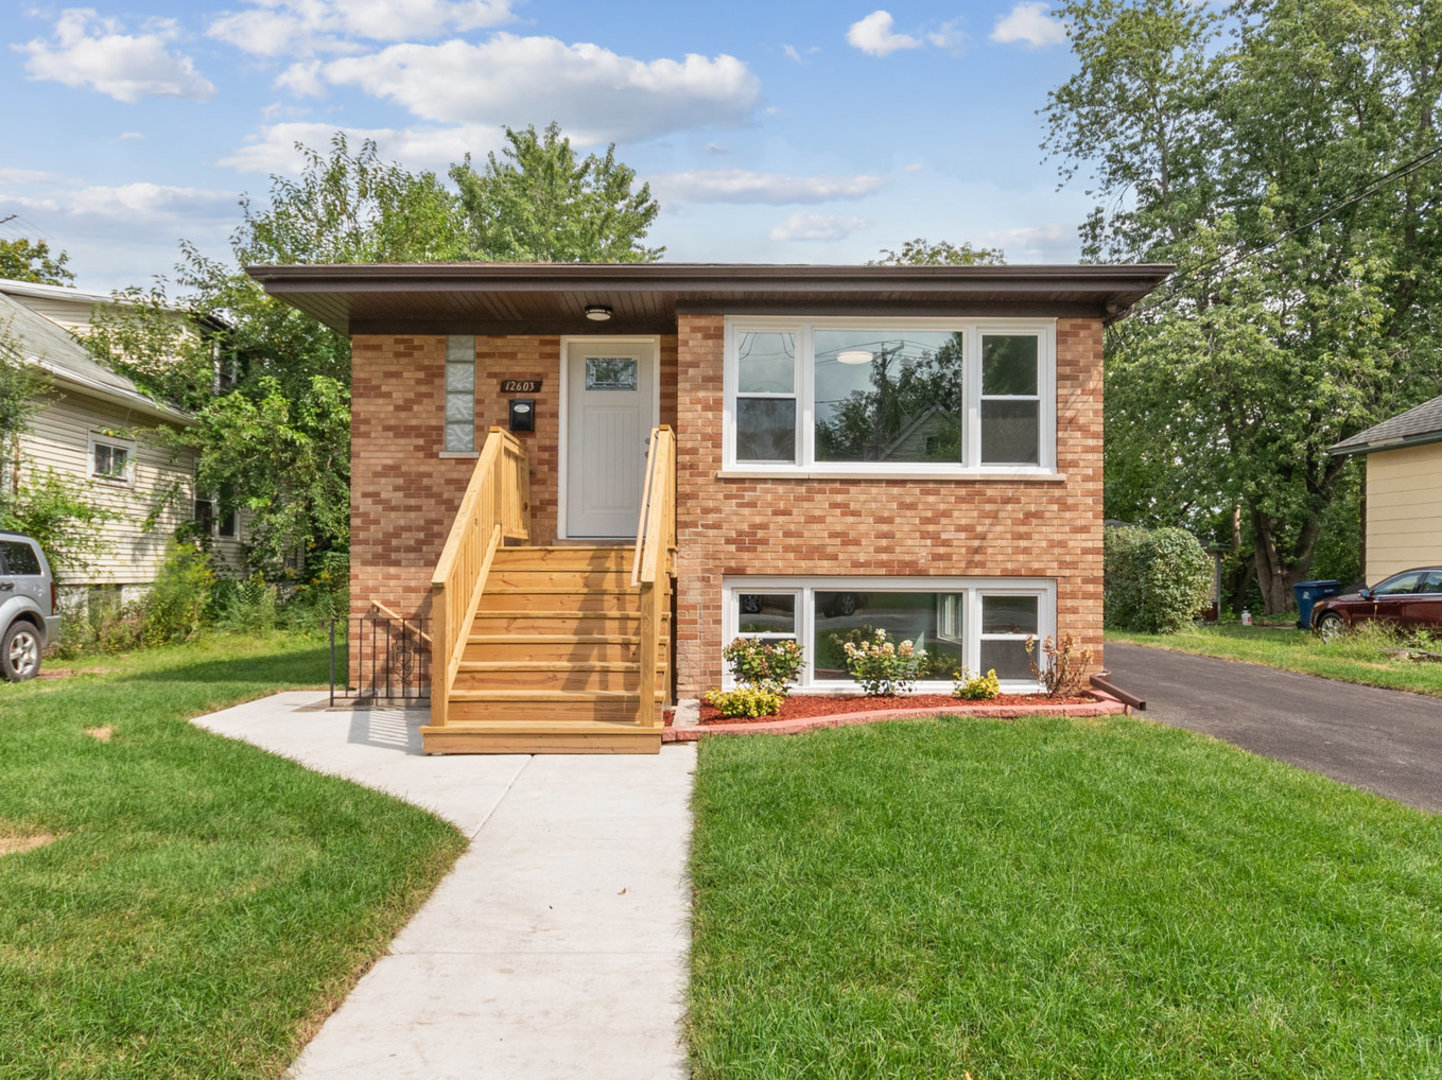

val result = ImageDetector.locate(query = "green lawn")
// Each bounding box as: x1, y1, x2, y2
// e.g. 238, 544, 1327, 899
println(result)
1107, 623, 1442, 697
689, 717, 1442, 1079
0, 633, 466, 1080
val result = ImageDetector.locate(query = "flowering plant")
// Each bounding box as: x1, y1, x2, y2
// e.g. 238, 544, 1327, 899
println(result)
952, 667, 1001, 701
722, 637, 805, 695
841, 629, 928, 696
704, 686, 784, 719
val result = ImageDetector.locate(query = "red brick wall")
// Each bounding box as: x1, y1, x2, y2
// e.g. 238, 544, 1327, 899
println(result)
350, 333, 678, 621
672, 314, 1106, 695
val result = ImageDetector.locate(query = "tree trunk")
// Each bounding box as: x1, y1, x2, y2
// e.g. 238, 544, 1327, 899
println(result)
1250, 507, 1295, 614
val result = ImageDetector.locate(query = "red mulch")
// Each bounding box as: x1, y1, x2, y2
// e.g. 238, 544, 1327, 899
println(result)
667, 691, 1098, 727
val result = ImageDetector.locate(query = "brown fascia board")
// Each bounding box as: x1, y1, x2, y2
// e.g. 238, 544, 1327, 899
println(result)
246, 262, 1175, 334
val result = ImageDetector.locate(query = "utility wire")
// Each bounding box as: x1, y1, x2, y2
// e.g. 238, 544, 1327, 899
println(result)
1119, 140, 1442, 330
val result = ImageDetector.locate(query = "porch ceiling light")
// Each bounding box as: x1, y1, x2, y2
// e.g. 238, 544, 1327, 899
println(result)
584, 304, 613, 322
837, 349, 874, 365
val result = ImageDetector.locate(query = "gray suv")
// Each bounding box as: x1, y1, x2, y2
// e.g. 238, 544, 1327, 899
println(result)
0, 531, 61, 681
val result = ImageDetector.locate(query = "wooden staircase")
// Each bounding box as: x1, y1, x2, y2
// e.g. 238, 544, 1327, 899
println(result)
428, 545, 667, 753
420, 427, 674, 755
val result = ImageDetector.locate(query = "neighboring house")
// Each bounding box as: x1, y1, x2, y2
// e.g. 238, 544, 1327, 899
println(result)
1329, 393, 1442, 584
0, 278, 243, 604
249, 262, 1171, 752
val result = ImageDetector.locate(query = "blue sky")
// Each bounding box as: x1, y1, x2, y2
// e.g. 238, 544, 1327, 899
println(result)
3, 1, 1091, 292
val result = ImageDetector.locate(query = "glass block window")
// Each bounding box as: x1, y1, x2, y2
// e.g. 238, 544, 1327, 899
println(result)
444, 335, 476, 452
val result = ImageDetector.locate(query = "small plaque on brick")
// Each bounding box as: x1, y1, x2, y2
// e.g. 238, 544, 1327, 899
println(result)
499, 379, 543, 393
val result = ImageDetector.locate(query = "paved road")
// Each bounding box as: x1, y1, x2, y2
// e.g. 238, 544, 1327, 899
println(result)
1106, 643, 1442, 813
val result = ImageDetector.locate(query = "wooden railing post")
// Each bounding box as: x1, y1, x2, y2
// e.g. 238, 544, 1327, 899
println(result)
632, 426, 675, 728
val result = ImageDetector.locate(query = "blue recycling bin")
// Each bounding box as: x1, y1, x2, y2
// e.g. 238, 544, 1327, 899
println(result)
1293, 580, 1341, 630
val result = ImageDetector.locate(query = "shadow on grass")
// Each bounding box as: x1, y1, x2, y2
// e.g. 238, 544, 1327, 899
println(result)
114, 644, 331, 688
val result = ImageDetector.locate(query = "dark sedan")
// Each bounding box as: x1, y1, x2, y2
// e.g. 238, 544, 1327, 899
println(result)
1310, 566, 1442, 640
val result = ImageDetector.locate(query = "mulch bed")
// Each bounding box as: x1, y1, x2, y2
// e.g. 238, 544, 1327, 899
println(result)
671, 692, 1098, 727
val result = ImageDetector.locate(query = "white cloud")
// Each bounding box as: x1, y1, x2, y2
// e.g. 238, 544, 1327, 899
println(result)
208, 0, 518, 58
769, 212, 869, 242
976, 223, 1077, 261
274, 60, 327, 97
782, 43, 802, 62
990, 2, 1068, 48
846, 11, 923, 57
705, 142, 730, 156
927, 20, 965, 49
5, 182, 236, 221
18, 9, 217, 103
781, 43, 820, 63
0, 168, 64, 185
218, 122, 507, 174
309, 34, 761, 143
117, 131, 145, 141
650, 169, 887, 205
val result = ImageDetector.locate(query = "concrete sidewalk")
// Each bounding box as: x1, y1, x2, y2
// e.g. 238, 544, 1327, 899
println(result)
194, 693, 696, 1079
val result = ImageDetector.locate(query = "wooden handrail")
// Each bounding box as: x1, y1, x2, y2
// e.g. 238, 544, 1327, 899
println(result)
430, 428, 530, 728
368, 600, 433, 645
633, 427, 676, 728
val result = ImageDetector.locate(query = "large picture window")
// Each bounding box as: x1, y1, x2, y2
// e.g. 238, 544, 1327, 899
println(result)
723, 577, 1055, 691
724, 318, 1055, 474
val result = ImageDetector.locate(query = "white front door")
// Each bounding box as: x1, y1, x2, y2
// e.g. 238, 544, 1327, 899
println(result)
563, 340, 657, 538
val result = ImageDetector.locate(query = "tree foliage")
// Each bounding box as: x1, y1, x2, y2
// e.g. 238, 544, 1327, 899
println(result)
450, 123, 663, 262
870, 239, 1006, 266
1046, 0, 1442, 611
89, 126, 662, 579
0, 238, 74, 285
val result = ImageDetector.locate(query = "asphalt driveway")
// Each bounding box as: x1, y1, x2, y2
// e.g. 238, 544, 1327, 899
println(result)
1107, 642, 1442, 813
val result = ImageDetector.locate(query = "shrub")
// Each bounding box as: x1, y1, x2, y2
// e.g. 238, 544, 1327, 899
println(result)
841, 629, 928, 696
141, 541, 214, 645
218, 575, 280, 633
953, 668, 1001, 700
721, 637, 804, 696
704, 686, 784, 719
1104, 525, 1211, 633
1025, 633, 1094, 698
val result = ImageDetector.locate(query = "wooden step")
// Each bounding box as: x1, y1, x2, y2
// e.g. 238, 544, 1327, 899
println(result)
464, 634, 647, 663
445, 690, 663, 725
468, 611, 647, 636
492, 546, 634, 572
487, 570, 635, 591
453, 661, 663, 692
475, 591, 642, 613
420, 721, 660, 755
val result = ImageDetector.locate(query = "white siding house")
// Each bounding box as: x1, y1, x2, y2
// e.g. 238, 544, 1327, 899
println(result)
0, 279, 243, 600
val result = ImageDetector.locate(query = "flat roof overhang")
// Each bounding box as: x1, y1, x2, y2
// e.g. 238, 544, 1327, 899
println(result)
246, 262, 1175, 337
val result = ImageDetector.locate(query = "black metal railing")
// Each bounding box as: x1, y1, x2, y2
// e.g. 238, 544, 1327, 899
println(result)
330, 613, 431, 706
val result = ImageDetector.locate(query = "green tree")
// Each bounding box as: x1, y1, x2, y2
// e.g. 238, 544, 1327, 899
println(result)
450, 123, 663, 262
1046, 0, 1442, 612
0, 237, 74, 285
870, 239, 1005, 265
85, 134, 462, 573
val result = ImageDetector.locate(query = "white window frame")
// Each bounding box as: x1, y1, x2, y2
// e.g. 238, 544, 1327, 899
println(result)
721, 316, 1057, 478
88, 432, 135, 487
721, 576, 1056, 694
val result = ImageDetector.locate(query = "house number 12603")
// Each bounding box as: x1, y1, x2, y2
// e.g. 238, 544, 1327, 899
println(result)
499, 379, 543, 393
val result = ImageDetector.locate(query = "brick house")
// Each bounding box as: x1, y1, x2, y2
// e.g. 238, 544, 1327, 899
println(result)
249, 263, 1171, 752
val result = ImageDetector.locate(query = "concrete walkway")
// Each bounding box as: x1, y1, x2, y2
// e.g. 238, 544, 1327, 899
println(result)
193, 693, 696, 1079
